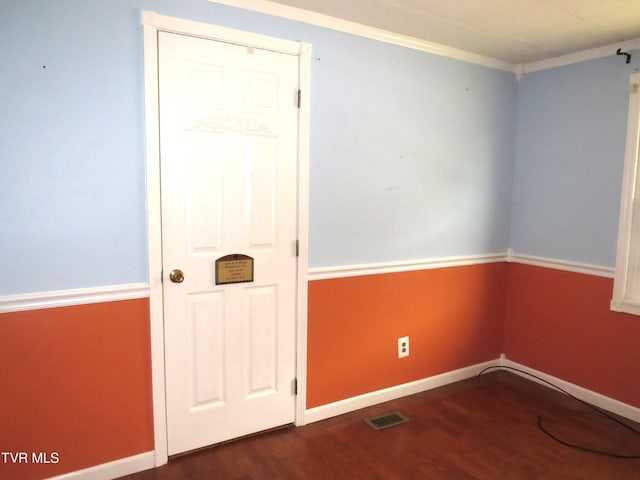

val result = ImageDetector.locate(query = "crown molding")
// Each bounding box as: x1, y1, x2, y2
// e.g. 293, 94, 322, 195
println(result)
519, 37, 640, 75
205, 0, 516, 73
207, 1, 640, 75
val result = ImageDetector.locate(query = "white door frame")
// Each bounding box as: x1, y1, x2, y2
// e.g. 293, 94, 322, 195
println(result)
141, 10, 310, 466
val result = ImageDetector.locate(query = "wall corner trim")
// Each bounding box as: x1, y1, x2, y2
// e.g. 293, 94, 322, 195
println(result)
47, 451, 155, 480
0, 283, 150, 313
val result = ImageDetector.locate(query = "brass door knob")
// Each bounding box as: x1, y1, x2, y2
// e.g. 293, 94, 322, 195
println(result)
169, 269, 185, 283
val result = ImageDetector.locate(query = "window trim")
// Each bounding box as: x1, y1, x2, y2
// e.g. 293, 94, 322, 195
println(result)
611, 73, 640, 315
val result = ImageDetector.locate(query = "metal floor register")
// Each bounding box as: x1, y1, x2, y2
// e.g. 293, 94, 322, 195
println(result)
364, 411, 409, 430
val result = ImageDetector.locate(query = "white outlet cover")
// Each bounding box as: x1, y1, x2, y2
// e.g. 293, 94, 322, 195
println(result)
398, 336, 409, 358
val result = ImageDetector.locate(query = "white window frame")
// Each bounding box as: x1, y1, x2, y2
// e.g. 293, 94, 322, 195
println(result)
611, 73, 640, 315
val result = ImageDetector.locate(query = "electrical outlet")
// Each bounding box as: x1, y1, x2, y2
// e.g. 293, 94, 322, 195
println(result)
398, 336, 409, 358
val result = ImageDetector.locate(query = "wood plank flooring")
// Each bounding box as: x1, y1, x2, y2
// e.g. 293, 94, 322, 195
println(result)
119, 371, 640, 480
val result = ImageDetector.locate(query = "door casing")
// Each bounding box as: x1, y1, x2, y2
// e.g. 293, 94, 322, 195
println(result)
142, 10, 310, 466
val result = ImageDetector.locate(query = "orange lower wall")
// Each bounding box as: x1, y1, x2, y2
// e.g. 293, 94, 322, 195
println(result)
5, 261, 638, 479
307, 263, 508, 408
0, 299, 154, 480
504, 263, 640, 408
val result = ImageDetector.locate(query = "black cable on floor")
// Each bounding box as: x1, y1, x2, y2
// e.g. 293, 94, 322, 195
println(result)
537, 415, 640, 459
477, 365, 640, 459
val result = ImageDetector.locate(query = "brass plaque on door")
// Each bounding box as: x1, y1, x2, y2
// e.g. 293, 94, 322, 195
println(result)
215, 254, 254, 285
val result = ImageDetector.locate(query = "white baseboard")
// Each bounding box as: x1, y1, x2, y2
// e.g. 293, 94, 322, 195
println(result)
46, 358, 639, 478
501, 359, 640, 423
47, 451, 155, 480
303, 358, 501, 424
303, 356, 640, 427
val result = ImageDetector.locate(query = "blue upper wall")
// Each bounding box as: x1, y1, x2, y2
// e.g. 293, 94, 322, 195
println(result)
511, 53, 640, 267
0, 0, 517, 295
308, 31, 516, 267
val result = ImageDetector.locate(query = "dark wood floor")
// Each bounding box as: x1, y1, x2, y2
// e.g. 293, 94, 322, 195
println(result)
120, 371, 640, 480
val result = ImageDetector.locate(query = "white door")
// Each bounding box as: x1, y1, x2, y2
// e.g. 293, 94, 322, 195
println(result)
158, 31, 300, 456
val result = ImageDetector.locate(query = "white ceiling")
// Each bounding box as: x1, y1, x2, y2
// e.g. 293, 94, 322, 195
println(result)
264, 0, 640, 64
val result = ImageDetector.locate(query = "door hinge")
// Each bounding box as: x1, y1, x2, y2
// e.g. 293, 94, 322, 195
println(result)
295, 239, 300, 257
293, 378, 298, 395
297, 89, 301, 108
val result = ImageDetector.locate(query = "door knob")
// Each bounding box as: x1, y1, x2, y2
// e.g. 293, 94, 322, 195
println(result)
169, 269, 185, 283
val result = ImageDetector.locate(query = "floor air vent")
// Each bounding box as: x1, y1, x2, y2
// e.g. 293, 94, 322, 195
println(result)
364, 411, 409, 430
